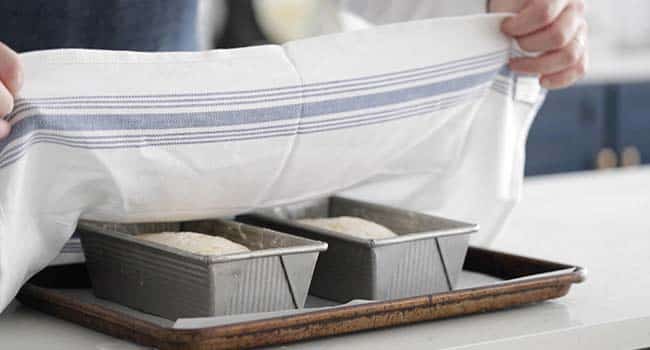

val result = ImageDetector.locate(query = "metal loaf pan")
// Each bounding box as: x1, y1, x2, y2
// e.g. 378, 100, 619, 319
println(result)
237, 196, 478, 302
77, 219, 328, 320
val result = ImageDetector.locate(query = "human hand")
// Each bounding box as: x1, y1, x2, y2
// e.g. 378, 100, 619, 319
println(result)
0, 41, 23, 139
489, 0, 587, 89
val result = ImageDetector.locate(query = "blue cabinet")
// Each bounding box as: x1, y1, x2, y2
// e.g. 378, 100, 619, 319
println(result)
617, 83, 650, 164
525, 86, 607, 176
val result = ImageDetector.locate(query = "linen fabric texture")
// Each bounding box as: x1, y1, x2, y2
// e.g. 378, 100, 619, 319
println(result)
0, 14, 543, 311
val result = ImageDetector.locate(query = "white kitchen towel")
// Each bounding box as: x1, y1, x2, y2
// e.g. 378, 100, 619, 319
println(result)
0, 13, 543, 311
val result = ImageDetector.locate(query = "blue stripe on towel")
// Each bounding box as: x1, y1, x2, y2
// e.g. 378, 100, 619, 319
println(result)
0, 90, 486, 168
0, 64, 505, 168
12, 49, 508, 106
0, 97, 474, 169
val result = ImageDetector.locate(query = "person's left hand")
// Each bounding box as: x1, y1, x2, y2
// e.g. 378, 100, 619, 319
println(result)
489, 0, 587, 89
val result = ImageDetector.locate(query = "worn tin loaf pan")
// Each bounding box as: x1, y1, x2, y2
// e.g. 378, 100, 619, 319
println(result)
237, 196, 478, 302
77, 219, 327, 320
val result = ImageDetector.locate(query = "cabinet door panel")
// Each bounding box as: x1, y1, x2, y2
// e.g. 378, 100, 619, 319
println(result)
618, 83, 650, 165
525, 86, 606, 176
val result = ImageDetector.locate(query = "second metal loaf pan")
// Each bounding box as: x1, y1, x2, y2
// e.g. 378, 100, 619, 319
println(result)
237, 196, 478, 302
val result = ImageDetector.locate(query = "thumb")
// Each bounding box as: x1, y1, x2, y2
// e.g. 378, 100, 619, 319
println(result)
0, 41, 23, 96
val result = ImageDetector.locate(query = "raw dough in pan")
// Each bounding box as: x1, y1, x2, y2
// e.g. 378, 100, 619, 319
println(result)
136, 232, 250, 256
297, 216, 397, 239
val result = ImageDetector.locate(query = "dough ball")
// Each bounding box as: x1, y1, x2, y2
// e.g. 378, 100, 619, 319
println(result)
136, 232, 250, 256
297, 216, 396, 240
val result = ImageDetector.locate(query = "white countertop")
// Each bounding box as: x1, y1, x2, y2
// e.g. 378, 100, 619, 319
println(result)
2, 167, 650, 349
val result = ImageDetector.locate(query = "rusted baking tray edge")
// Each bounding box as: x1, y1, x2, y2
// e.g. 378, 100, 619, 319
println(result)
17, 247, 586, 350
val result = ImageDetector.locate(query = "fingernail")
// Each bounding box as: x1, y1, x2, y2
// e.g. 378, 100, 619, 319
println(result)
501, 18, 513, 34
3, 60, 24, 95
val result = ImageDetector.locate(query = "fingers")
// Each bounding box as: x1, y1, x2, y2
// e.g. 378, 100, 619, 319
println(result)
502, 0, 569, 37
509, 22, 587, 75
0, 83, 13, 139
539, 53, 587, 89
0, 82, 13, 117
0, 42, 23, 95
516, 3, 584, 52
502, 0, 588, 89
0, 41, 20, 140
488, 0, 528, 13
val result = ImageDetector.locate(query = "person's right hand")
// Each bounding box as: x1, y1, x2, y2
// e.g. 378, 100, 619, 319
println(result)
0, 42, 23, 140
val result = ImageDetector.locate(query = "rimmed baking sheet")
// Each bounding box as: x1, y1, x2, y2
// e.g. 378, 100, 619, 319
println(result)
18, 247, 585, 350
